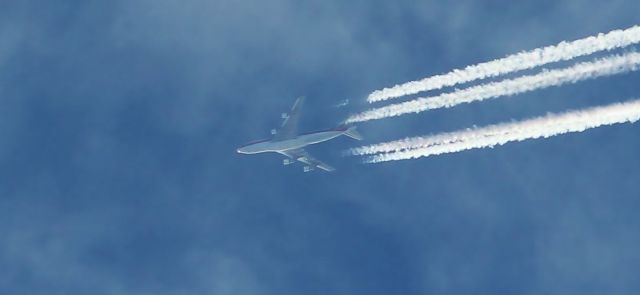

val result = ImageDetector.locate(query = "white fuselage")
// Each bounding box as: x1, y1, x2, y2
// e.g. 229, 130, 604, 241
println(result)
237, 130, 345, 154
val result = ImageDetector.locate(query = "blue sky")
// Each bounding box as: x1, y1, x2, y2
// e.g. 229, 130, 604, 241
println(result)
1, 1, 640, 294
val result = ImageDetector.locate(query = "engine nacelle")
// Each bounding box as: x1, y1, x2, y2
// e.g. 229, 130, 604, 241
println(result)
281, 113, 289, 119
271, 129, 277, 135
283, 159, 294, 166
303, 166, 313, 173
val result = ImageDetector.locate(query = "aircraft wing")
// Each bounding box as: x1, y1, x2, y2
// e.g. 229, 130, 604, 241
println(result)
280, 148, 335, 172
273, 97, 304, 141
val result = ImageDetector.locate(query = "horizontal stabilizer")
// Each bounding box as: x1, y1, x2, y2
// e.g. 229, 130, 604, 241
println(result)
344, 126, 363, 140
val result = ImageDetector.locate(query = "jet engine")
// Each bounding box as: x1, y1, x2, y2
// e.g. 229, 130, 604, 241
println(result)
283, 159, 294, 166
303, 166, 314, 172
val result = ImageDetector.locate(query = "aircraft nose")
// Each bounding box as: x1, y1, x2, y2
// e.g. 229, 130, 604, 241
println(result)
236, 147, 246, 154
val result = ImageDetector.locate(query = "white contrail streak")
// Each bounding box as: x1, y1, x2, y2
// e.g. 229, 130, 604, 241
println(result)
347, 52, 640, 123
360, 99, 640, 163
368, 25, 640, 102
350, 127, 506, 156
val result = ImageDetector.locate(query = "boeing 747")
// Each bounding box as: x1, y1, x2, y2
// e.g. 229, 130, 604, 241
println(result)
237, 97, 362, 172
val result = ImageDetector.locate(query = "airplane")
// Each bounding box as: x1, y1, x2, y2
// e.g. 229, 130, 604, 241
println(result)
237, 97, 363, 172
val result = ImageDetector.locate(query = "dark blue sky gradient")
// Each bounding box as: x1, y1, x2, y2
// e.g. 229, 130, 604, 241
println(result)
1, 1, 640, 294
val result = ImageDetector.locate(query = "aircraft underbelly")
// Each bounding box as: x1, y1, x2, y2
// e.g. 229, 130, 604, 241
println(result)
294, 131, 342, 148
298, 131, 342, 145
272, 131, 342, 152
241, 131, 342, 153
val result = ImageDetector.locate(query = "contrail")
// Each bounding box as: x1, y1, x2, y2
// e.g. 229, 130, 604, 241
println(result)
359, 99, 640, 163
368, 25, 640, 103
350, 127, 507, 156
347, 52, 640, 123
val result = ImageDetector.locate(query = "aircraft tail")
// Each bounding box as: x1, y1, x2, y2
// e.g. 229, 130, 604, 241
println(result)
343, 126, 363, 140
